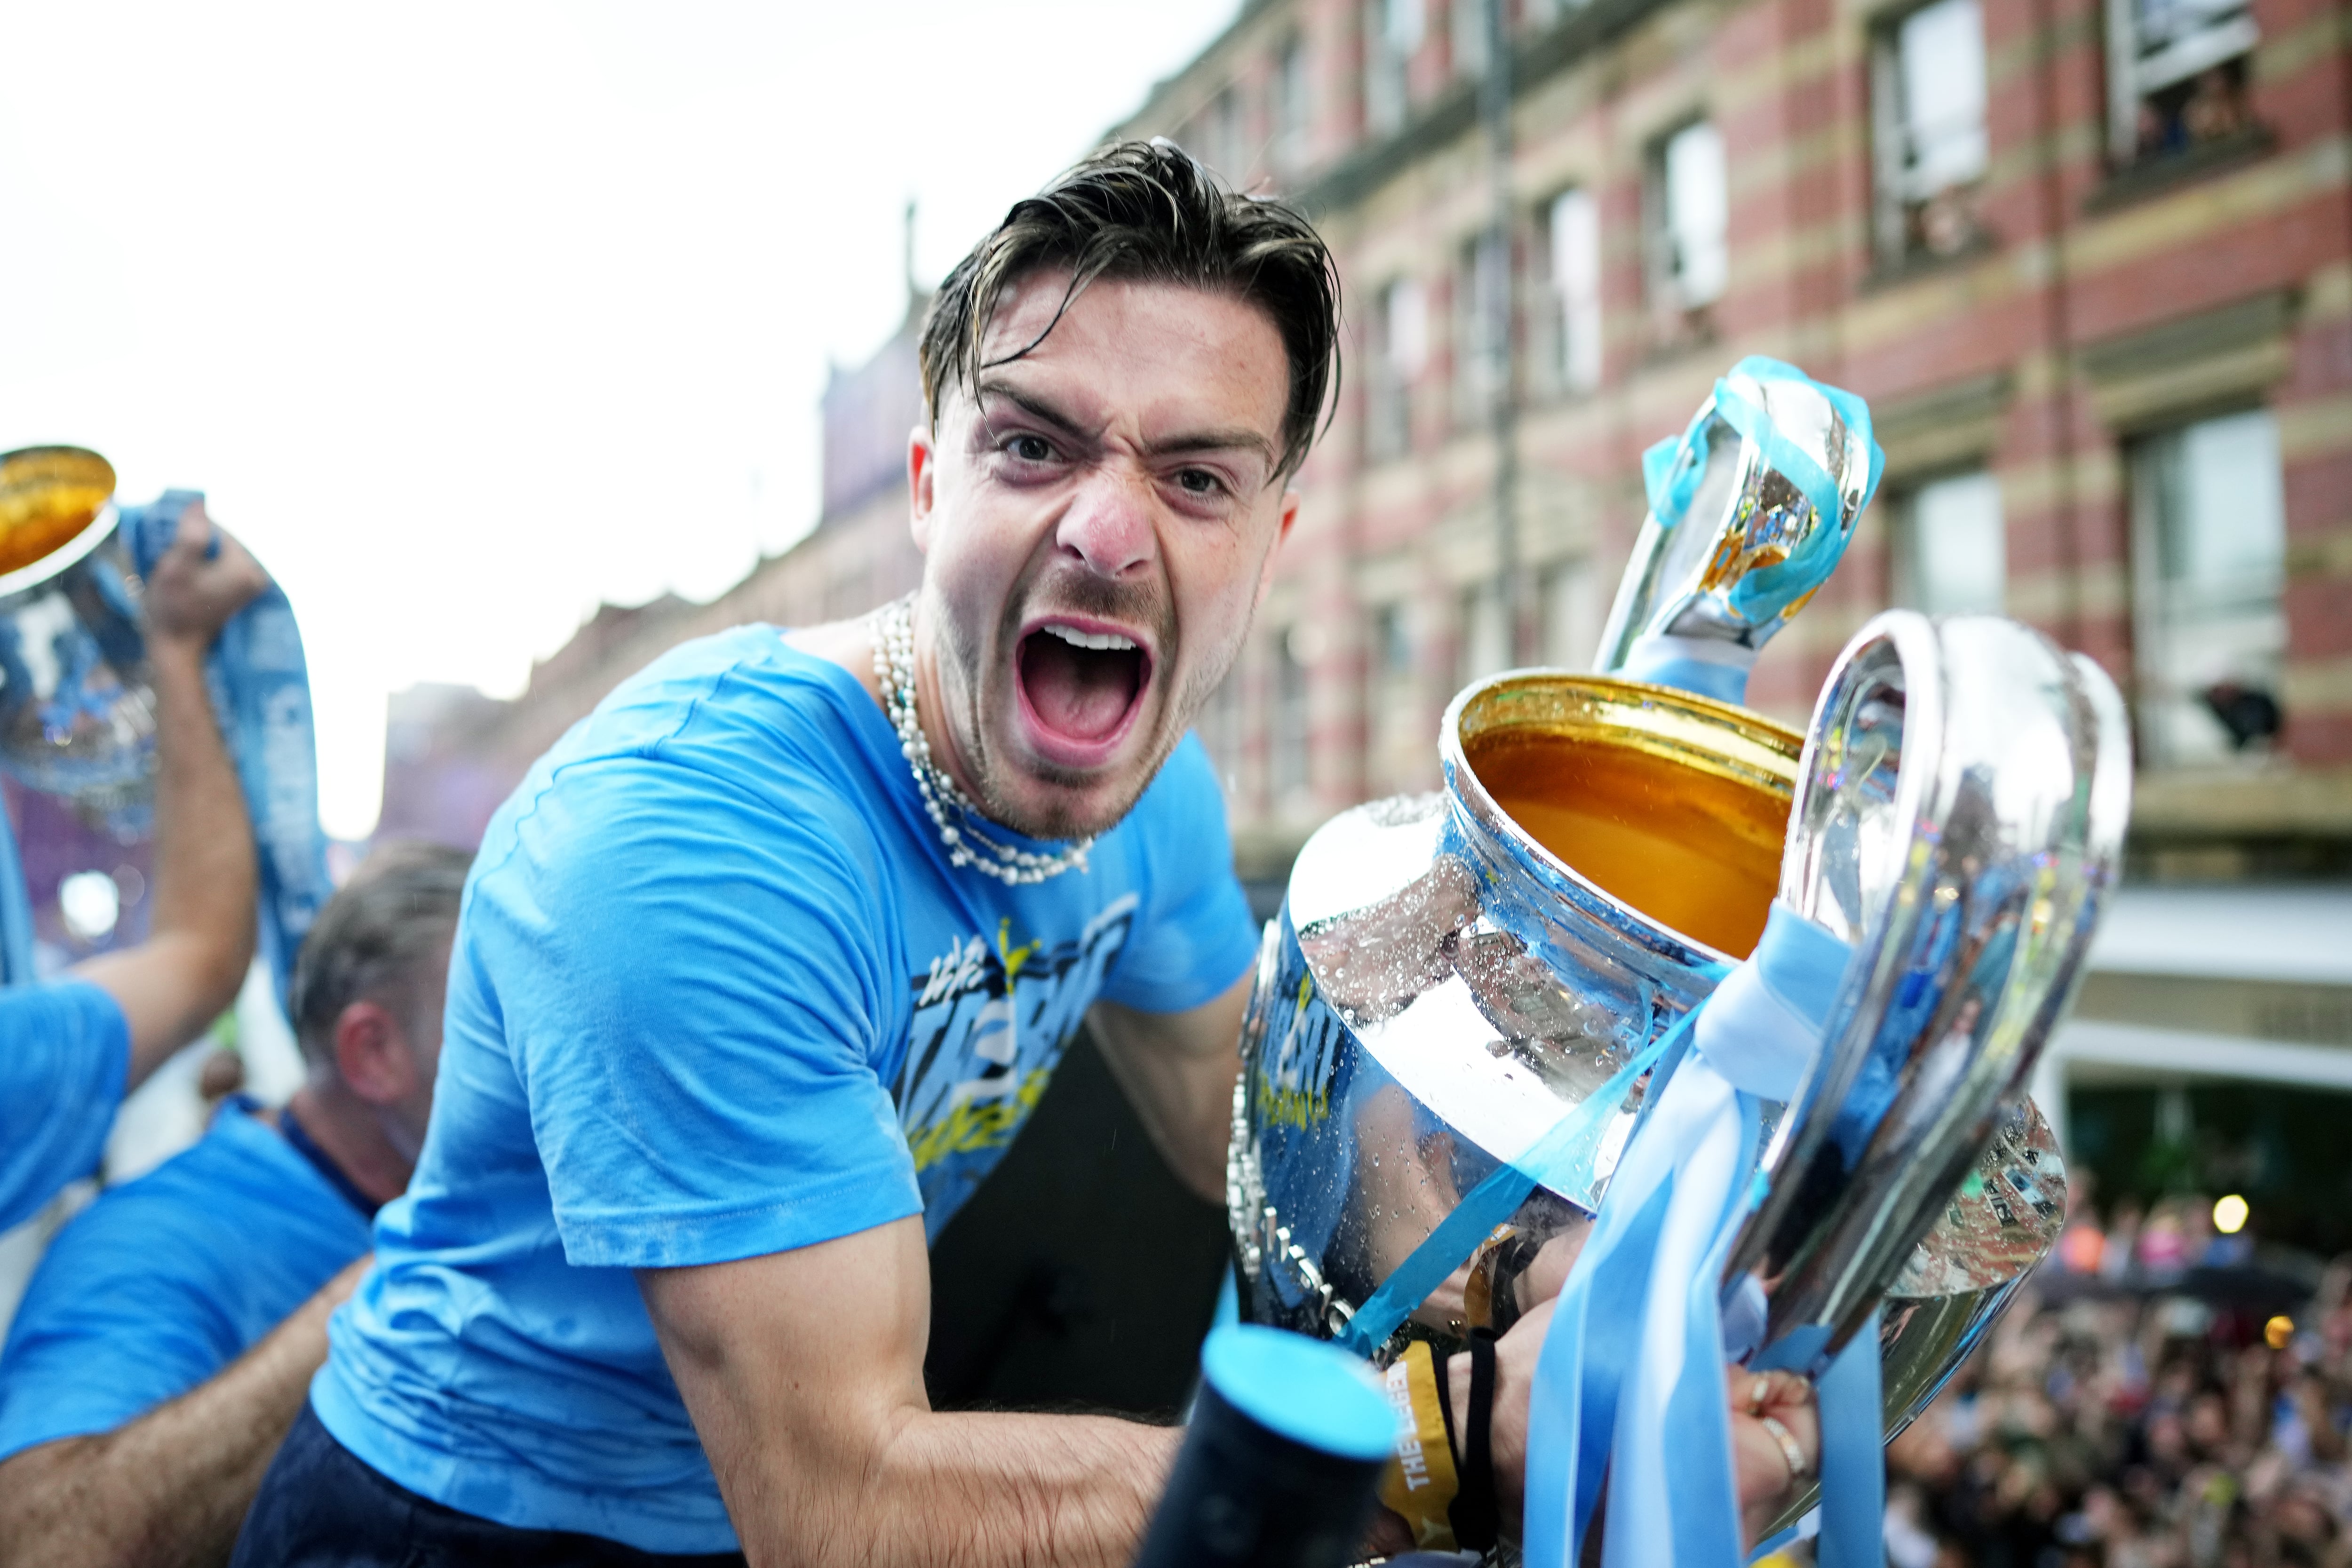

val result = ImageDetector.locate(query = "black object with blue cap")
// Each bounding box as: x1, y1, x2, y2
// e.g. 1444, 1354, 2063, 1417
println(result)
1132, 1323, 1396, 1568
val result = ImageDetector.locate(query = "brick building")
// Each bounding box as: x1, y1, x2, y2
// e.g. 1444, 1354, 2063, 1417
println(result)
1110, 0, 2352, 885
1112, 0, 2352, 1229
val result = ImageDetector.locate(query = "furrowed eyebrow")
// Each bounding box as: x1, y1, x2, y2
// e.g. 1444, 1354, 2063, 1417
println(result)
1145, 427, 1278, 470
973, 378, 1093, 442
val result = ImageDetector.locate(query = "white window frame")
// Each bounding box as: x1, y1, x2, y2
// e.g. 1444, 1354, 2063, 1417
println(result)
1540, 556, 1603, 669
1870, 0, 1991, 261
1888, 468, 2007, 616
1276, 36, 1311, 173
1368, 276, 1427, 461
2105, 0, 2259, 161
1366, 0, 1422, 135
2128, 408, 2289, 768
1271, 630, 1312, 802
1649, 120, 1728, 315
1454, 230, 1507, 428
1457, 580, 1510, 688
1452, 0, 1490, 79
1546, 186, 1602, 393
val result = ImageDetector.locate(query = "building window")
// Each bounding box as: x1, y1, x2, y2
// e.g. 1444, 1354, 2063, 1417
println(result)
1541, 557, 1603, 669
1198, 668, 1244, 787
2105, 0, 2258, 166
1457, 581, 1510, 689
2130, 409, 2288, 766
1543, 187, 1603, 394
1889, 469, 2006, 615
1198, 86, 1243, 181
1272, 630, 1312, 801
1451, 0, 1490, 79
1453, 231, 1506, 429
1366, 0, 1422, 135
1367, 277, 1428, 461
1871, 0, 1989, 263
1648, 120, 1729, 325
1371, 600, 1414, 680
1276, 37, 1311, 174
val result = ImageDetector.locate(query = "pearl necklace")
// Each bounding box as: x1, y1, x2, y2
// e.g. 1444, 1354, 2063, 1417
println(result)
872, 597, 1095, 885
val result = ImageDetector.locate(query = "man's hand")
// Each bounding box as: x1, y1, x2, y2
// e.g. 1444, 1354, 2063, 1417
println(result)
73, 499, 265, 1086
141, 500, 268, 655
1729, 1367, 1820, 1544
642, 1218, 1179, 1568
1400, 1251, 1821, 1553
1087, 972, 1249, 1203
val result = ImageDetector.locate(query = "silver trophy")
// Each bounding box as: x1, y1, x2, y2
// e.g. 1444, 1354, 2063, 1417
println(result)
1226, 371, 2129, 1494
0, 446, 156, 819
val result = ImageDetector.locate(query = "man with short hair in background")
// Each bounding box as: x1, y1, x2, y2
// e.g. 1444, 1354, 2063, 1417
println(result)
0, 843, 470, 1568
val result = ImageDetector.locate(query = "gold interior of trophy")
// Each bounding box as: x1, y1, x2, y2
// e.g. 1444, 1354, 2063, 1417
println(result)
0, 446, 117, 581
1455, 675, 1802, 959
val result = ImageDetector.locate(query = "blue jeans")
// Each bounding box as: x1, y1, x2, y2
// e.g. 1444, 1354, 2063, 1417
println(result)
232, 1402, 748, 1568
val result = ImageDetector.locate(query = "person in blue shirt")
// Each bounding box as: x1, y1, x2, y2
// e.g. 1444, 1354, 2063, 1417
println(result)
0, 842, 469, 1568
235, 144, 1816, 1568
0, 501, 268, 1236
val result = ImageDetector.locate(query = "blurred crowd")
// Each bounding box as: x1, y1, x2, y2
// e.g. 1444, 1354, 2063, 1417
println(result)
1883, 1195, 2351, 1568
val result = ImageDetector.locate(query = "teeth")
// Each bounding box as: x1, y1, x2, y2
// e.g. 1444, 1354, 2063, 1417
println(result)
1041, 623, 1138, 652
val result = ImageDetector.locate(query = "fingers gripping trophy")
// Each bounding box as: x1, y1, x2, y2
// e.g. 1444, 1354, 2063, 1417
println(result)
1223, 358, 2130, 1566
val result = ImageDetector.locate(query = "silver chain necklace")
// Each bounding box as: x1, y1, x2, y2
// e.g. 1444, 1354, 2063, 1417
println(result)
872, 596, 1094, 885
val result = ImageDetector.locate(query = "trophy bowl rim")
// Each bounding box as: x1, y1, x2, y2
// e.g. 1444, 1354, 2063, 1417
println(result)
1437, 665, 1805, 968
0, 444, 122, 604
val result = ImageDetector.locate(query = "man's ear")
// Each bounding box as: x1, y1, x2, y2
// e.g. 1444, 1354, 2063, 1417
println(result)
1252, 487, 1303, 613
334, 1000, 415, 1109
908, 424, 939, 556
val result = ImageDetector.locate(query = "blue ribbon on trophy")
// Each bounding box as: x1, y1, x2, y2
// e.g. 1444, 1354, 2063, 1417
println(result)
1600, 356, 1885, 708
0, 449, 331, 1010
118, 491, 334, 1007
1519, 908, 1872, 1568
0, 783, 34, 984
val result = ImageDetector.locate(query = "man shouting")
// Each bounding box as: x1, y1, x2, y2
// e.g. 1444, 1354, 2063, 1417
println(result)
238, 143, 1813, 1567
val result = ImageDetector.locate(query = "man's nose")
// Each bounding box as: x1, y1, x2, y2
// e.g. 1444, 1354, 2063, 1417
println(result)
1055, 469, 1157, 580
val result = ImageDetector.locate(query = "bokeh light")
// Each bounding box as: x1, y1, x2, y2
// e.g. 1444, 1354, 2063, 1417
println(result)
2214, 1193, 2251, 1234
58, 869, 121, 941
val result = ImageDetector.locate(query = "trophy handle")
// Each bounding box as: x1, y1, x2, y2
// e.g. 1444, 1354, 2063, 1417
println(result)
1727, 611, 2132, 1373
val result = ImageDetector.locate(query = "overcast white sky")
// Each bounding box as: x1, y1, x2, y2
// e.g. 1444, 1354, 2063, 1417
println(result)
0, 0, 1237, 837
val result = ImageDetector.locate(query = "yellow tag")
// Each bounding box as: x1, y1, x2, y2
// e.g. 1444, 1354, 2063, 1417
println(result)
1376, 1341, 1460, 1551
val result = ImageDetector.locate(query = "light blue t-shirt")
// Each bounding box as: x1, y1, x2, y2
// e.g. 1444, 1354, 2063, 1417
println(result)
0, 1102, 372, 1461
0, 980, 130, 1234
311, 626, 1258, 1553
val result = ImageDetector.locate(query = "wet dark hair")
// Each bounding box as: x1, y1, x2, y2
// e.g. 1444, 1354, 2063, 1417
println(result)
919, 139, 1342, 481
288, 841, 470, 1064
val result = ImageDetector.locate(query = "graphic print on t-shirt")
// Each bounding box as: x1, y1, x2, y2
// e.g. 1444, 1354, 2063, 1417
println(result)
897, 893, 1140, 1236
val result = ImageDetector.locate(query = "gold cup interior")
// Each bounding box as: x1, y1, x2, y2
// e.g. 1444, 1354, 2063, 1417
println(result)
1454, 674, 1803, 960
0, 447, 118, 581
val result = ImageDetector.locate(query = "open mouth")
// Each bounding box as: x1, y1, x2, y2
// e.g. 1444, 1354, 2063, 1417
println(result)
1015, 619, 1152, 760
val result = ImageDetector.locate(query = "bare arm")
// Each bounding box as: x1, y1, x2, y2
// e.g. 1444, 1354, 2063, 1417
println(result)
0, 1256, 366, 1568
1086, 971, 1249, 1203
74, 501, 266, 1087
643, 1217, 1177, 1568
